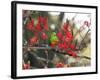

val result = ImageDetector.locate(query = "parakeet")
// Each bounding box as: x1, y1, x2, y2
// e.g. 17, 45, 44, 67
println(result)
50, 32, 59, 47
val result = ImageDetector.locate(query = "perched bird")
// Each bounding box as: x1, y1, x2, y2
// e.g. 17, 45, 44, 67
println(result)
50, 32, 59, 47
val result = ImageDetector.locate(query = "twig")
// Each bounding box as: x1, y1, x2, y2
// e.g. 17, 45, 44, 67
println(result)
78, 29, 90, 49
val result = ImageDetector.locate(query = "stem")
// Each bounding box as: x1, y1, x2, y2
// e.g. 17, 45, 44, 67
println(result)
45, 50, 49, 67
79, 29, 90, 49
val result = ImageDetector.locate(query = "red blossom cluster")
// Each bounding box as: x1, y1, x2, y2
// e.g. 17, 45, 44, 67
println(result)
23, 63, 30, 69
56, 62, 64, 68
26, 16, 49, 32
26, 16, 49, 45
26, 19, 34, 31
57, 23, 77, 57
29, 36, 38, 45
26, 16, 77, 57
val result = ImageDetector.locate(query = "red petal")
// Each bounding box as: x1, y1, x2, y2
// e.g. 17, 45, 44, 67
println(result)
58, 43, 63, 49
26, 19, 34, 31
36, 23, 42, 31
56, 63, 64, 68
65, 31, 73, 42
57, 32, 63, 39
29, 36, 38, 44
63, 23, 68, 31
70, 44, 76, 50
23, 64, 30, 69
67, 50, 77, 57
44, 23, 49, 31
41, 32, 48, 40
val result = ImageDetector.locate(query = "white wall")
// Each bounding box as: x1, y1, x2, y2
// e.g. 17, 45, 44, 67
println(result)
0, 0, 99, 80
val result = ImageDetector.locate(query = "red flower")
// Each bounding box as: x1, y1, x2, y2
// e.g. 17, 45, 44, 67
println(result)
58, 43, 63, 49
38, 16, 44, 23
23, 63, 30, 69
41, 32, 48, 40
58, 43, 68, 50
56, 62, 64, 68
44, 17, 49, 31
57, 32, 63, 39
63, 23, 68, 32
63, 43, 68, 50
65, 31, 73, 42
36, 22, 42, 31
67, 50, 77, 57
69, 44, 76, 50
29, 36, 38, 45
26, 19, 34, 31
84, 21, 90, 27
62, 23, 72, 33
38, 16, 49, 31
